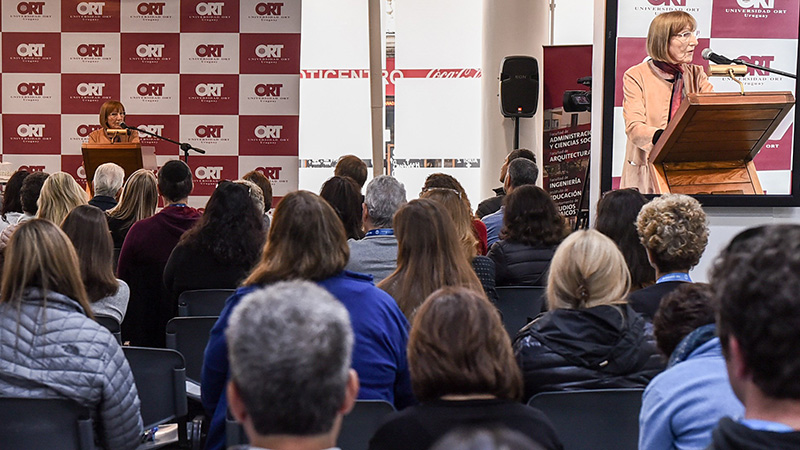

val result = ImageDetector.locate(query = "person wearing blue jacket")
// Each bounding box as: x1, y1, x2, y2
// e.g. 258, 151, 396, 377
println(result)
201, 190, 414, 450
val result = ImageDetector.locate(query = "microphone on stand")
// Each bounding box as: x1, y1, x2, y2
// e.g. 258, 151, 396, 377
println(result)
701, 48, 736, 65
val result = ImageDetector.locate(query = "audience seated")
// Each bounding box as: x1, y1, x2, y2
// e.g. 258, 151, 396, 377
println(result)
629, 193, 708, 321
89, 162, 124, 211
226, 281, 359, 450
62, 205, 131, 323
321, 175, 366, 240
707, 225, 800, 448
378, 199, 485, 319
594, 188, 655, 291
106, 168, 158, 249
345, 175, 406, 283
476, 148, 536, 219
0, 170, 29, 232
483, 158, 538, 247
421, 188, 498, 302
118, 160, 200, 347
335, 154, 368, 191
0, 219, 142, 450
488, 185, 569, 287
421, 173, 488, 255
37, 171, 89, 225
514, 229, 663, 401
242, 170, 274, 232
639, 283, 743, 450
369, 287, 562, 450
202, 190, 413, 450
164, 181, 265, 305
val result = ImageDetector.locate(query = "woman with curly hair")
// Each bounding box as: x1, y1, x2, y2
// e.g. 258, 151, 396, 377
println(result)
629, 193, 708, 321
0, 170, 29, 232
488, 185, 569, 286
595, 188, 655, 291
164, 181, 266, 305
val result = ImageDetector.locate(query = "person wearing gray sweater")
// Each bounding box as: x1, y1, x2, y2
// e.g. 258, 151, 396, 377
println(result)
345, 175, 407, 284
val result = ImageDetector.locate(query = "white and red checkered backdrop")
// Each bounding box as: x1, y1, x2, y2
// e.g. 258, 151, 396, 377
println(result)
0, 0, 301, 207
612, 0, 799, 194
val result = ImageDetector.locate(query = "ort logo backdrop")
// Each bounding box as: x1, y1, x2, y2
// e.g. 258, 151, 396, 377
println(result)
0, 0, 302, 206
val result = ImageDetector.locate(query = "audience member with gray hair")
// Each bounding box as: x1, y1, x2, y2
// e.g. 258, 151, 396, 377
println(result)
344, 175, 407, 283
482, 157, 540, 247
90, 162, 125, 211
226, 281, 359, 450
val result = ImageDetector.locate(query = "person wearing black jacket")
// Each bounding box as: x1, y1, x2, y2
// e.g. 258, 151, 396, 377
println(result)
514, 230, 663, 402
488, 185, 568, 287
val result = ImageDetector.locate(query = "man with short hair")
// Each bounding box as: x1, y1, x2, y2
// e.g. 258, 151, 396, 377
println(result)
118, 160, 201, 347
89, 162, 124, 211
706, 224, 800, 449
226, 281, 359, 450
334, 155, 368, 190
345, 175, 406, 283
481, 158, 539, 247
476, 148, 536, 218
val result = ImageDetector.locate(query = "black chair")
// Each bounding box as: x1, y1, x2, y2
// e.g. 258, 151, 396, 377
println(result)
95, 314, 121, 344
177, 289, 234, 317
495, 286, 546, 338
226, 399, 395, 450
527, 388, 645, 450
123, 346, 189, 445
165, 316, 218, 383
0, 397, 94, 450
337, 400, 395, 450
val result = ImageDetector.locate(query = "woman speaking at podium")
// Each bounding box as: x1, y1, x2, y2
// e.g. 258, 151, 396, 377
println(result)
87, 100, 140, 144
621, 11, 713, 194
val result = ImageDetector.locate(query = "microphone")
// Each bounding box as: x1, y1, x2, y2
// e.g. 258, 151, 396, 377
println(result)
702, 48, 735, 65
119, 122, 129, 129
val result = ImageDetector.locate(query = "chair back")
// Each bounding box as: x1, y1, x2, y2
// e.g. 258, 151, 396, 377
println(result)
177, 289, 234, 317
123, 346, 188, 429
527, 388, 644, 450
337, 400, 395, 450
0, 397, 94, 450
165, 316, 218, 383
495, 286, 546, 338
94, 315, 121, 344
226, 399, 395, 450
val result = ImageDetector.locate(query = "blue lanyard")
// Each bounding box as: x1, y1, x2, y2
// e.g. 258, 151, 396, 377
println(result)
657, 272, 692, 283
365, 228, 394, 237
168, 203, 188, 208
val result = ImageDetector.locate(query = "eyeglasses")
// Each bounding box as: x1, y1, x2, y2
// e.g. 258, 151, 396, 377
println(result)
673, 30, 700, 41
420, 187, 462, 199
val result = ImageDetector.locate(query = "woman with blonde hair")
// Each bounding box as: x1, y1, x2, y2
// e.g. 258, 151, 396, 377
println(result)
378, 199, 484, 319
369, 287, 563, 450
0, 219, 142, 449
421, 173, 488, 254
421, 188, 498, 302
37, 171, 88, 225
107, 169, 158, 248
201, 190, 413, 450
62, 205, 130, 323
514, 229, 663, 401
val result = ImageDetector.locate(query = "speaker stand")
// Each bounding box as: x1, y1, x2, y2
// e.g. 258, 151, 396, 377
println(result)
513, 117, 520, 150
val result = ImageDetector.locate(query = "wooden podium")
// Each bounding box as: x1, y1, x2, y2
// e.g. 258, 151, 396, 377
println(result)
648, 91, 795, 195
81, 143, 157, 193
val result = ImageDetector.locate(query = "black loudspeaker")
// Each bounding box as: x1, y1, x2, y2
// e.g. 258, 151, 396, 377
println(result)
500, 56, 539, 118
